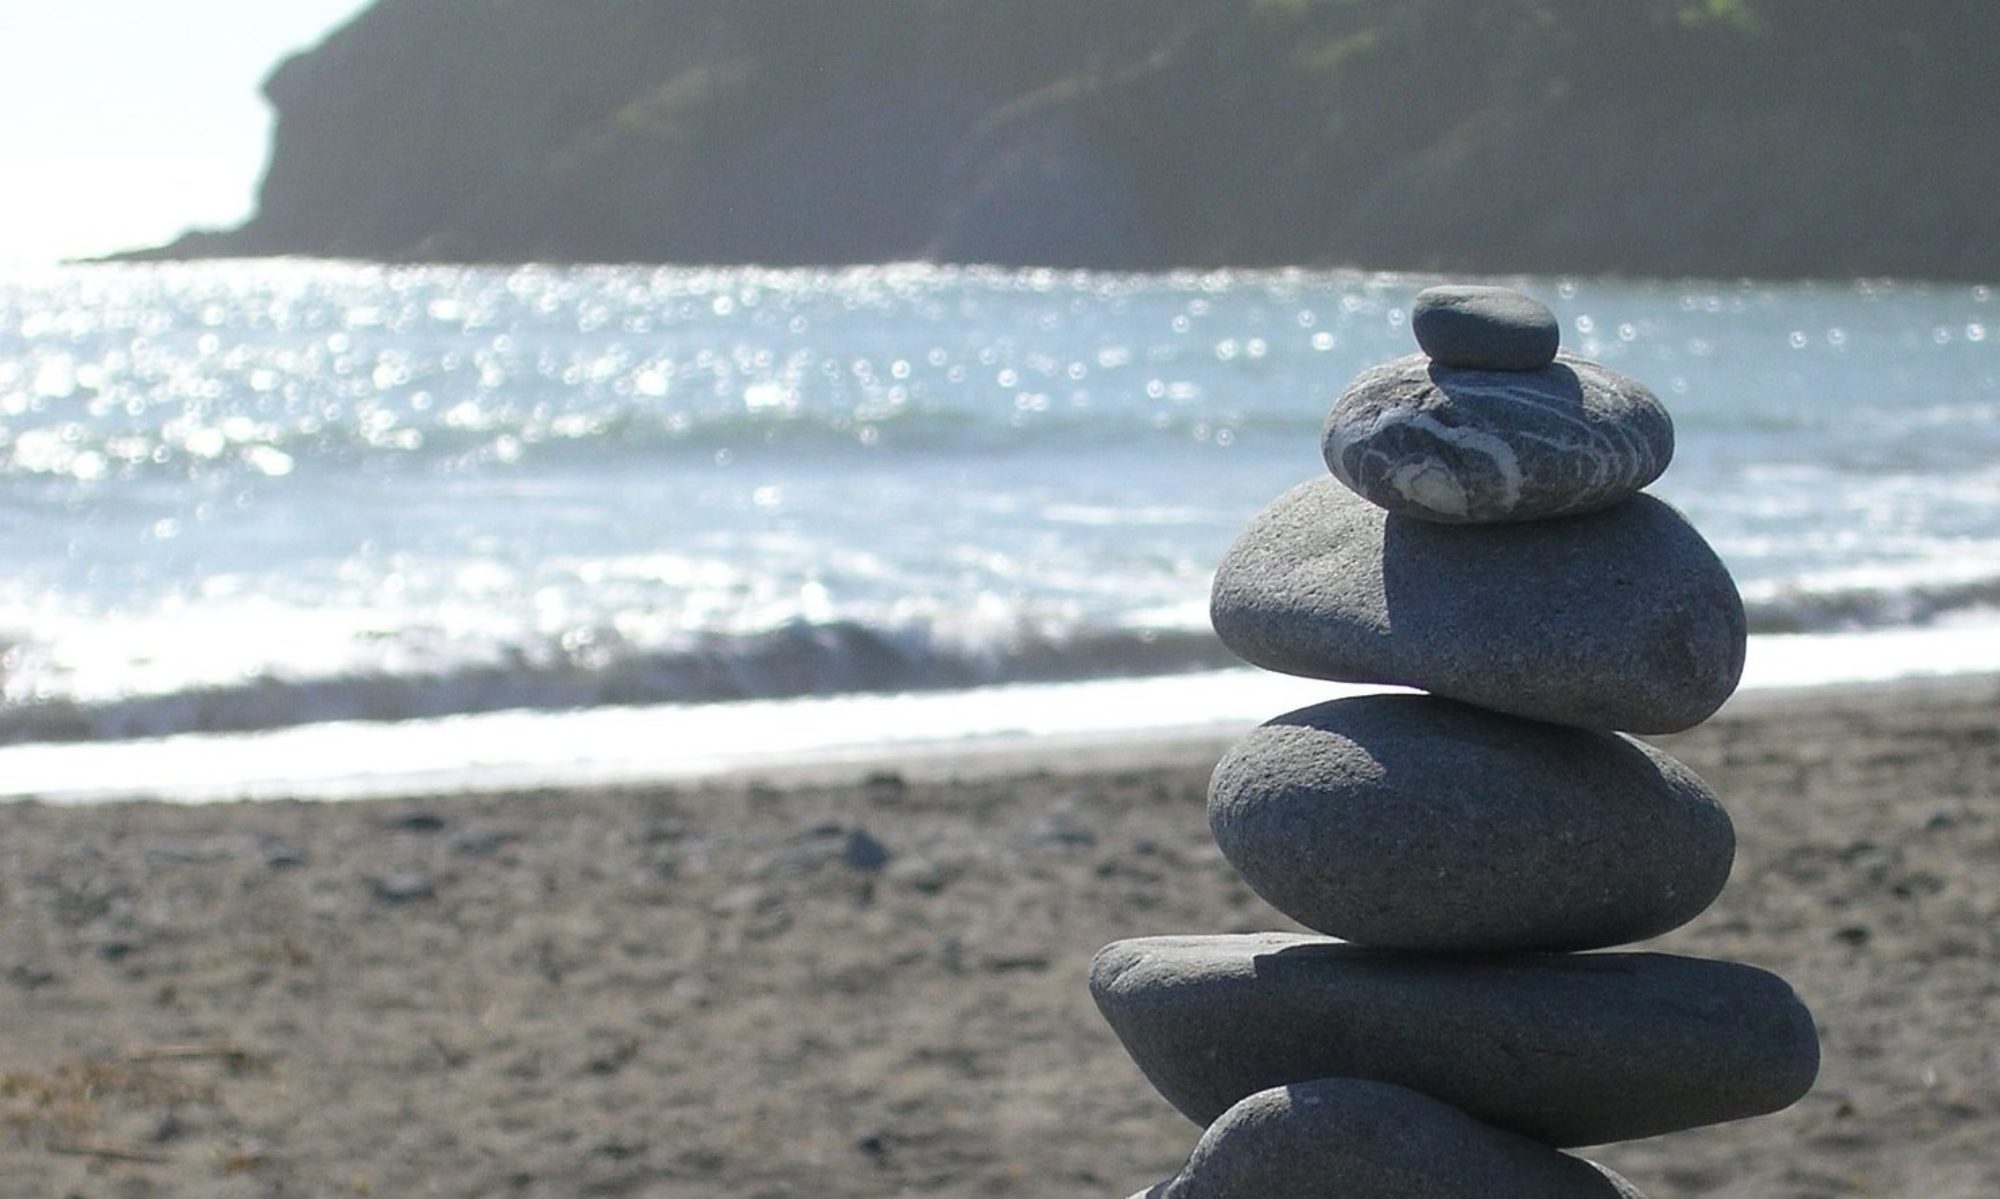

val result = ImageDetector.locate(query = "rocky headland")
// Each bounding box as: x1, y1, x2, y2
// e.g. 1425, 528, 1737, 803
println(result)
125, 0, 2000, 281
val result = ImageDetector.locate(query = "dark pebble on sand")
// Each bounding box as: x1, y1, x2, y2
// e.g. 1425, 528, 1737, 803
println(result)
843, 828, 893, 871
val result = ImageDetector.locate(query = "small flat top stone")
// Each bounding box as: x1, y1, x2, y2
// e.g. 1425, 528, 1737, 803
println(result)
1411, 285, 1560, 370
1323, 352, 1673, 524
1129, 1078, 1647, 1199
1208, 694, 1733, 952
1091, 933, 1821, 1146
1209, 478, 1747, 733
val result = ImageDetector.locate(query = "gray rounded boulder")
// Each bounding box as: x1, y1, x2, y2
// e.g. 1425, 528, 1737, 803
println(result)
1323, 352, 1672, 523
1208, 695, 1733, 952
1090, 933, 1821, 1146
1411, 284, 1562, 371
1209, 477, 1746, 733
1126, 1078, 1647, 1199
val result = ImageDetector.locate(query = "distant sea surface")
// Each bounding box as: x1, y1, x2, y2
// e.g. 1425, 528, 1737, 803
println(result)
2, 261, 1996, 798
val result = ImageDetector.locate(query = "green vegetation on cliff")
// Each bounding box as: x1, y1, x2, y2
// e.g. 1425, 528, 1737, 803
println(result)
141, 0, 2000, 280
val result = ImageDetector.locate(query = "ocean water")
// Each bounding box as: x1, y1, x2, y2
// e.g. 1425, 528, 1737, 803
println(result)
1, 260, 1996, 799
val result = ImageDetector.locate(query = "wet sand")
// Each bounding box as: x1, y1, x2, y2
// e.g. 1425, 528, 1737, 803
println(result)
1, 676, 1996, 1197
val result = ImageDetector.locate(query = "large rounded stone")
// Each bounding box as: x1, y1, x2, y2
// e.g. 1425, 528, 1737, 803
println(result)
1209, 478, 1746, 733
1090, 934, 1820, 1146
1411, 284, 1562, 371
1323, 352, 1672, 523
1208, 695, 1733, 952
1127, 1078, 1646, 1199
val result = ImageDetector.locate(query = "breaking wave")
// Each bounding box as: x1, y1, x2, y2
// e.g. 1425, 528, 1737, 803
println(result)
0, 619, 1237, 745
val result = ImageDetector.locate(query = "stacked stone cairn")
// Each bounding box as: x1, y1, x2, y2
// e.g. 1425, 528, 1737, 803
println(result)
1092, 285, 1821, 1197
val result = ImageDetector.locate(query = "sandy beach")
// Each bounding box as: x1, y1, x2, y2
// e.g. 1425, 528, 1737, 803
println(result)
1, 676, 1996, 1197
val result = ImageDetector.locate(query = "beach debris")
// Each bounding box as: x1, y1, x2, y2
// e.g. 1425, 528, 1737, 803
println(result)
1095, 284, 1818, 1198
388, 809, 448, 833
884, 854, 951, 894
751, 822, 895, 877
5, 959, 60, 990
49, 1140, 171, 1165
863, 770, 909, 805
451, 826, 526, 858
118, 1042, 268, 1072
366, 871, 438, 904
1030, 807, 1099, 849
259, 837, 310, 870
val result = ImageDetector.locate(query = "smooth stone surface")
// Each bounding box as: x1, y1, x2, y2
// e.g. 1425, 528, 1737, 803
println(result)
1323, 351, 1672, 523
1208, 694, 1733, 952
1127, 1078, 1646, 1199
1209, 478, 1746, 733
1410, 284, 1562, 371
1090, 933, 1820, 1146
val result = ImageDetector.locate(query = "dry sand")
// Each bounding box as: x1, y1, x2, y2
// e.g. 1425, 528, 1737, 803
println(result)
0, 676, 1996, 1197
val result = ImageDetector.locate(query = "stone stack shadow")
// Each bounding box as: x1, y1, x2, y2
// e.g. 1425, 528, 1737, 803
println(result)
1093, 286, 1820, 1197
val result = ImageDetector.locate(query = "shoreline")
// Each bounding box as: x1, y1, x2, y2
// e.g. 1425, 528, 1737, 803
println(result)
11, 647, 2000, 805
0, 675, 1995, 1195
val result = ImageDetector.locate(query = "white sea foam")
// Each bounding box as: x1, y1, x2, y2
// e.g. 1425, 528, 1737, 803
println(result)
4, 625, 1999, 805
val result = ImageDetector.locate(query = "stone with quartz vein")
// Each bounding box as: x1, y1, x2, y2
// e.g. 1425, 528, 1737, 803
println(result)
1323, 351, 1672, 523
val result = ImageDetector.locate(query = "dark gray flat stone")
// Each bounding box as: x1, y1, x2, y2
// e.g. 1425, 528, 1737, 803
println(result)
1209, 478, 1746, 733
1323, 352, 1672, 523
1209, 695, 1733, 952
1411, 285, 1562, 371
1126, 1078, 1646, 1199
1090, 934, 1820, 1147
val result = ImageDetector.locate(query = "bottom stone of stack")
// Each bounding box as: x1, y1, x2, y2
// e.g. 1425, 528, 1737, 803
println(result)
1125, 1077, 1646, 1199
1091, 933, 1819, 1146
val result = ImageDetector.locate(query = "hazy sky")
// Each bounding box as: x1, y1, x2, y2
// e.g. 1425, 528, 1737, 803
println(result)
0, 0, 376, 266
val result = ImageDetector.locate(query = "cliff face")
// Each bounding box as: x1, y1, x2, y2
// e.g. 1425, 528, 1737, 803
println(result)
140, 0, 2000, 280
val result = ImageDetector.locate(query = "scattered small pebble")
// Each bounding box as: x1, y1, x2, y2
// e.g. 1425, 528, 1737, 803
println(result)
842, 828, 892, 872
367, 872, 437, 904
